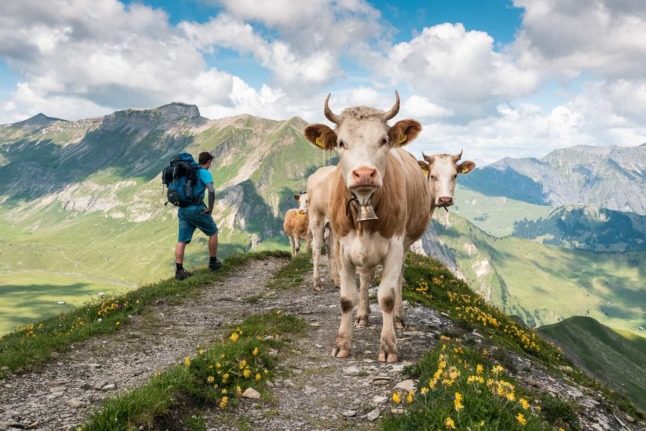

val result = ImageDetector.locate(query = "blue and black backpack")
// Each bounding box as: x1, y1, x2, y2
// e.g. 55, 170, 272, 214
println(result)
161, 153, 201, 207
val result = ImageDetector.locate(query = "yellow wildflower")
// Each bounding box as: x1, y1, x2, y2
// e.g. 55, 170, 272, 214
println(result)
218, 396, 229, 409
229, 332, 240, 343
207, 376, 215, 384
519, 398, 530, 410
236, 386, 242, 395
392, 391, 402, 404
215, 362, 222, 369
516, 413, 527, 426
492, 364, 505, 375
476, 364, 484, 375
239, 359, 248, 369
448, 366, 460, 380
222, 373, 230, 383
454, 392, 464, 412
444, 417, 456, 429
406, 391, 414, 404
183, 356, 191, 367
255, 373, 262, 382
252, 347, 260, 356
420, 387, 429, 395
243, 368, 252, 378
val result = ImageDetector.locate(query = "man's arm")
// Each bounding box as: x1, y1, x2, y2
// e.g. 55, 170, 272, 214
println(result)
206, 182, 215, 214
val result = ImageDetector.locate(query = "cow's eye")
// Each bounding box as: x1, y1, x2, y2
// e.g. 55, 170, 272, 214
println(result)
380, 137, 389, 146
430, 175, 437, 181
453, 174, 457, 179
338, 140, 346, 149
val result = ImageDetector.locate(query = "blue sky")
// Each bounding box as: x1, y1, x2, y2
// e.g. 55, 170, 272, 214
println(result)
1, 0, 645, 162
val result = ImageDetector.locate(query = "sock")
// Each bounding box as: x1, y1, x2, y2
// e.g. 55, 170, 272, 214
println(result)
176, 263, 183, 271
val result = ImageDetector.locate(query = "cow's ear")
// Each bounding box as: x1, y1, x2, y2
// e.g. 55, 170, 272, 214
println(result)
304, 124, 337, 150
389, 120, 422, 147
417, 160, 430, 177
294, 194, 300, 201
457, 161, 476, 175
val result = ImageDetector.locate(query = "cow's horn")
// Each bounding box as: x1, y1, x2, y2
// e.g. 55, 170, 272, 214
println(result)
324, 93, 341, 124
452, 149, 463, 162
383, 90, 400, 121
423, 152, 435, 164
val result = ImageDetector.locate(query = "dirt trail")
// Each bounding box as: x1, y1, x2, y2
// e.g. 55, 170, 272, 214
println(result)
0, 256, 639, 431
0, 258, 286, 431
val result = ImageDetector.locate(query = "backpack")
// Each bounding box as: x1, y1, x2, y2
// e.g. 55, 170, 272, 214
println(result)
161, 153, 201, 207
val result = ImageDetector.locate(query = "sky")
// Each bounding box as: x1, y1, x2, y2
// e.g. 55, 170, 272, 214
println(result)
1, 0, 645, 163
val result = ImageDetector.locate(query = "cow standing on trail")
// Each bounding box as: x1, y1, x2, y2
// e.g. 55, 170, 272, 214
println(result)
304, 92, 431, 362
418, 151, 476, 216
283, 192, 310, 257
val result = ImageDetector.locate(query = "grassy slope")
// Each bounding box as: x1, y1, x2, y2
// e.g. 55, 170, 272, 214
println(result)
539, 316, 646, 411
453, 185, 553, 237
436, 214, 646, 335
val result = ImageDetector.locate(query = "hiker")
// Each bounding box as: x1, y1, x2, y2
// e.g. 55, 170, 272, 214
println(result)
174, 151, 221, 280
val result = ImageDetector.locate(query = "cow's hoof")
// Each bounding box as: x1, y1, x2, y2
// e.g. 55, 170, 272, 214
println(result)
354, 316, 369, 328
331, 347, 351, 358
395, 317, 406, 330
377, 350, 399, 363
313, 285, 323, 292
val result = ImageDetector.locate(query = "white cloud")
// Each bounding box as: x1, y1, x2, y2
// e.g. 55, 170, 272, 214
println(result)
513, 0, 646, 79
382, 23, 539, 118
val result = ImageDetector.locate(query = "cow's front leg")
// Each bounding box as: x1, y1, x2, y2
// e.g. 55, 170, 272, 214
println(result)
394, 269, 405, 329
328, 234, 341, 288
332, 253, 356, 358
378, 239, 404, 363
355, 267, 371, 328
288, 235, 296, 257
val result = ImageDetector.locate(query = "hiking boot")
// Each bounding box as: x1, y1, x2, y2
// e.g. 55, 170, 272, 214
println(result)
209, 258, 222, 272
175, 268, 192, 280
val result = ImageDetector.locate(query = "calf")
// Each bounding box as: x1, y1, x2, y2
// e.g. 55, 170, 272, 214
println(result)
283, 192, 309, 257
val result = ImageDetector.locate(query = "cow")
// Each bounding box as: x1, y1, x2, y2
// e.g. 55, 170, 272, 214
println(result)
306, 165, 341, 290
304, 92, 431, 362
417, 151, 476, 215
283, 192, 309, 257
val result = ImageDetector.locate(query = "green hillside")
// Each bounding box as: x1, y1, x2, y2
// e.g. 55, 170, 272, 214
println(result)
452, 185, 552, 237
0, 105, 331, 335
539, 316, 646, 411
432, 214, 645, 336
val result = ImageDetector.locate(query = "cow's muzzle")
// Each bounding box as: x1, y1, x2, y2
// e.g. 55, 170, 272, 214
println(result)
436, 196, 454, 207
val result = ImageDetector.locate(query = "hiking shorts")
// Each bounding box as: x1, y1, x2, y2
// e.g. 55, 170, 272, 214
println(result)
178, 205, 218, 243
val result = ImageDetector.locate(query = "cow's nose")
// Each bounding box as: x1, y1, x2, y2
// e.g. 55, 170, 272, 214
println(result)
352, 167, 377, 185
438, 196, 453, 206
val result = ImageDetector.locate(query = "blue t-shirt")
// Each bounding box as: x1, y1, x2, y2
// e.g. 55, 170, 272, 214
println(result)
193, 168, 213, 204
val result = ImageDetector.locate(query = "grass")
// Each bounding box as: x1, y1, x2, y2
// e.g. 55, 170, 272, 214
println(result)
267, 254, 312, 290
0, 251, 289, 377
382, 338, 572, 431
539, 316, 646, 411
402, 253, 644, 419
80, 310, 306, 431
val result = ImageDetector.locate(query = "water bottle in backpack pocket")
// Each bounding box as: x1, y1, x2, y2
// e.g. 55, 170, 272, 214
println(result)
161, 153, 200, 207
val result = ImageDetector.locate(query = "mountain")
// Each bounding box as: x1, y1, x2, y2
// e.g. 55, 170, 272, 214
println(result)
460, 144, 646, 214
539, 316, 646, 411
0, 104, 331, 334
513, 204, 646, 251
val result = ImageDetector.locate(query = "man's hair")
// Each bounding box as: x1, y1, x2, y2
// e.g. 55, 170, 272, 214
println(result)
198, 152, 214, 165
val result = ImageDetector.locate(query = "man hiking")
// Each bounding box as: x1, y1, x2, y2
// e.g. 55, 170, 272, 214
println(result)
175, 151, 221, 280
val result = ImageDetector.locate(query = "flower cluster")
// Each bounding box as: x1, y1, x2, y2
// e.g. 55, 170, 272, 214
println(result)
391, 338, 563, 430
96, 299, 127, 318
183, 328, 270, 409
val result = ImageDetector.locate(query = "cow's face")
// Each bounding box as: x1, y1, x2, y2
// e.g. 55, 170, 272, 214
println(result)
304, 92, 421, 203
294, 192, 309, 213
418, 152, 475, 208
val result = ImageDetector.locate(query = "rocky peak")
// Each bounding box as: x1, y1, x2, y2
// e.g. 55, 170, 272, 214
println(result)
10, 113, 66, 128
154, 102, 201, 121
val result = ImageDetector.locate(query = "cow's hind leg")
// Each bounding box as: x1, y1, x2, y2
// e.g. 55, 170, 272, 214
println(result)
288, 235, 296, 257
377, 240, 404, 363
355, 267, 371, 328
310, 216, 324, 290
332, 254, 356, 358
394, 269, 406, 329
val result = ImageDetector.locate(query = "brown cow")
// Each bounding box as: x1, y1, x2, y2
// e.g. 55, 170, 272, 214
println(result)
283, 192, 309, 257
418, 151, 476, 216
306, 165, 341, 290
304, 92, 431, 362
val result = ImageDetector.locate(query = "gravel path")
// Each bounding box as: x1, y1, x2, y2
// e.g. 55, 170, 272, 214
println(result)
0, 257, 286, 431
0, 255, 641, 431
